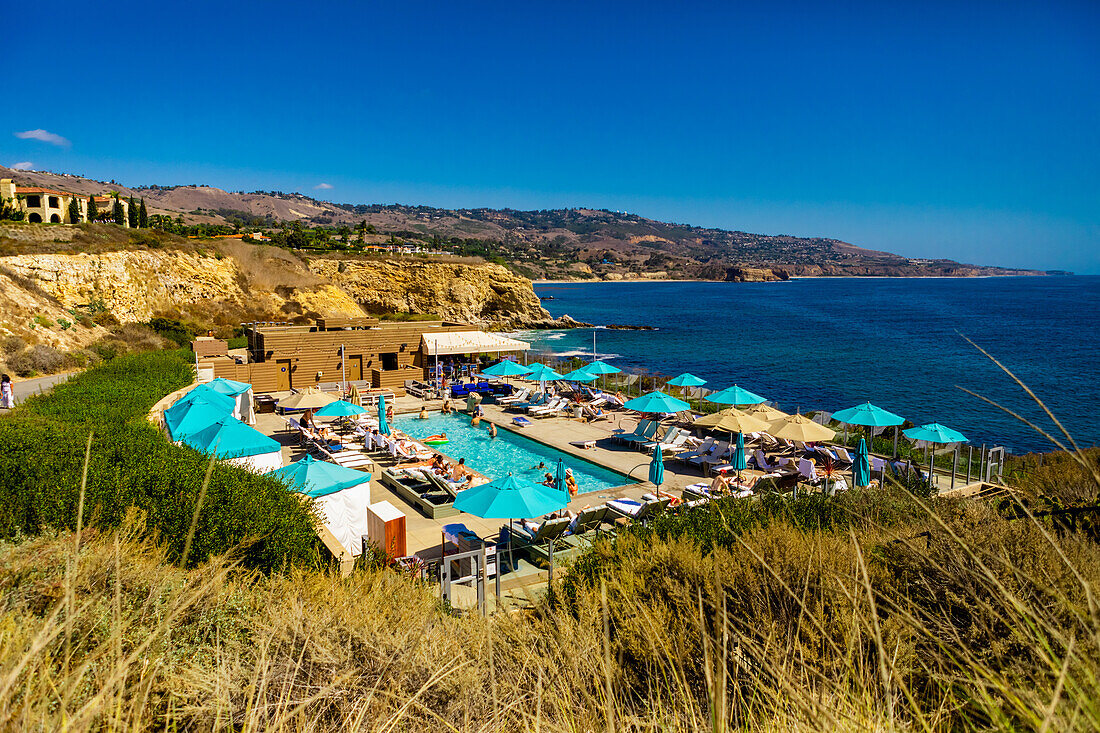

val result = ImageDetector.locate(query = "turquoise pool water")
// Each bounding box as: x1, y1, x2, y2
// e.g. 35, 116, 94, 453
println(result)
398, 412, 630, 494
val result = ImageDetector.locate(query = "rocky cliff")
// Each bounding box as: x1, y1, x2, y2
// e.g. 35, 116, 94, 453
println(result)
0, 232, 553, 345
308, 258, 551, 328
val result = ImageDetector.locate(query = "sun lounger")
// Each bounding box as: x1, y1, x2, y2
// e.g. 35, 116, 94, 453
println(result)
619, 421, 660, 446
570, 439, 596, 449
675, 437, 715, 463
798, 458, 819, 483
641, 426, 679, 452
380, 468, 459, 519
528, 508, 610, 565
528, 397, 565, 416
606, 496, 671, 524
689, 440, 729, 468
315, 444, 374, 470
646, 430, 688, 454
752, 449, 781, 472
498, 388, 530, 405
833, 447, 855, 464
512, 516, 571, 543
582, 403, 610, 422
611, 418, 650, 439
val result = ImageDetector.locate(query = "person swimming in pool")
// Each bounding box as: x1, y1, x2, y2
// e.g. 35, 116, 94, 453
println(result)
531, 461, 546, 471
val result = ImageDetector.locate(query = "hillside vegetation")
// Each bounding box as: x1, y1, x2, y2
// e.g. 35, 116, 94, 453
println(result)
3, 165, 1051, 281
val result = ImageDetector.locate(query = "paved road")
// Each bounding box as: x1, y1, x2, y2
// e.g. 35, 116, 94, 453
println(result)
1, 371, 76, 409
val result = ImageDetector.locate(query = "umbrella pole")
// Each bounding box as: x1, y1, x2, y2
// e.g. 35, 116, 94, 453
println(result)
893, 426, 899, 459
951, 446, 958, 491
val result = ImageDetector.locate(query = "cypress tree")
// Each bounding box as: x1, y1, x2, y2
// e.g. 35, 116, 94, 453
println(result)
138, 198, 148, 228
127, 195, 138, 227
87, 196, 98, 222
67, 197, 80, 223
112, 196, 125, 225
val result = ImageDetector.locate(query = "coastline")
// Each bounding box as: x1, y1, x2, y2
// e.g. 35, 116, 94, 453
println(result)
533, 273, 1050, 285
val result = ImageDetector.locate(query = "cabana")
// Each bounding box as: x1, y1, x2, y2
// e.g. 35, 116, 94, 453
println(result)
268, 455, 372, 557
181, 415, 283, 473
204, 377, 256, 425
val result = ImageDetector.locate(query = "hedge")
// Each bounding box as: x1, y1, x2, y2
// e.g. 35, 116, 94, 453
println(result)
0, 350, 319, 571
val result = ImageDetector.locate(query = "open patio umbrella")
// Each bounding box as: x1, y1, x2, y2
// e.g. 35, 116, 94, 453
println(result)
164, 397, 234, 441
768, 413, 836, 443
455, 473, 569, 573
526, 363, 564, 394
182, 415, 280, 460
278, 388, 337, 411
668, 373, 707, 388
268, 454, 369, 498
175, 384, 235, 413
583, 358, 622, 391
693, 406, 740, 429
482, 360, 532, 378
832, 401, 906, 456
706, 384, 767, 407
377, 394, 390, 436
853, 437, 871, 488
903, 423, 968, 488
623, 390, 691, 414
746, 404, 789, 422
315, 399, 368, 418
560, 366, 598, 382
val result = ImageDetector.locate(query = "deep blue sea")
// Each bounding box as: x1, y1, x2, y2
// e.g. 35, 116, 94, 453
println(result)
521, 277, 1100, 454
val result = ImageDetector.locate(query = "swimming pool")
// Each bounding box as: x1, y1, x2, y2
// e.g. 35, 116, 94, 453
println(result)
398, 412, 630, 495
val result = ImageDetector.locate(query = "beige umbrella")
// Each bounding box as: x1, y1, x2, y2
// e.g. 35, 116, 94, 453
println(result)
768, 413, 836, 442
278, 388, 337, 410
348, 384, 362, 407
709, 409, 770, 435
746, 404, 789, 422
693, 407, 740, 429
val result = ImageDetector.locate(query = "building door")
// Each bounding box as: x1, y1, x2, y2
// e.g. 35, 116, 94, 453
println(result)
348, 355, 363, 381
276, 359, 292, 391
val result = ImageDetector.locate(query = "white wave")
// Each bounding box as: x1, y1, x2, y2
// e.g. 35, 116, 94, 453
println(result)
554, 350, 621, 359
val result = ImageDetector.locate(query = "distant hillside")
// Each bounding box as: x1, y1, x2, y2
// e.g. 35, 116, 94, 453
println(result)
1, 166, 1051, 280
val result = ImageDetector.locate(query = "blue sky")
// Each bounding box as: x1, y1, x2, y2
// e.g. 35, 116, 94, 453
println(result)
4, 1, 1097, 272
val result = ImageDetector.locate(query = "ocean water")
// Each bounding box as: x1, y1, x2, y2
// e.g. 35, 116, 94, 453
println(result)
397, 411, 629, 493
522, 277, 1100, 454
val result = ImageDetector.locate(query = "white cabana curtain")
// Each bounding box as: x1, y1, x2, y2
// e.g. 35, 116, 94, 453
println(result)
314, 481, 372, 556
226, 451, 283, 474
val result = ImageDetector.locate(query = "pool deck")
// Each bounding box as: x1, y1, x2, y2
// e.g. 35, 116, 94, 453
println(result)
254, 394, 742, 560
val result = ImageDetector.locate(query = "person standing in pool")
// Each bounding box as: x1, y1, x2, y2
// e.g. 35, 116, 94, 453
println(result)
488, 422, 497, 438
565, 468, 578, 499
418, 406, 429, 419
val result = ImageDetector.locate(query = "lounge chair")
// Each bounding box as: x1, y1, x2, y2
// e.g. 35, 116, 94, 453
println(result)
752, 449, 781, 472
619, 421, 660, 446
641, 426, 679, 452
833, 446, 855, 464
688, 441, 729, 469
612, 418, 650, 440
646, 429, 688, 454
507, 393, 546, 413
380, 468, 459, 519
798, 458, 819, 483
675, 437, 715, 463
581, 403, 610, 422
315, 444, 374, 470
511, 516, 571, 544
605, 496, 671, 524
498, 388, 530, 405
530, 397, 567, 417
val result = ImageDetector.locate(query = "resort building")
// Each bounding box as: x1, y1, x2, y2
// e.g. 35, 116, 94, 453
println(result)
199, 317, 529, 394
0, 179, 128, 225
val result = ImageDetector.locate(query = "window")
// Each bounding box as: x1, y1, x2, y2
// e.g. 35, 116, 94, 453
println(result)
28, 213, 42, 223
25, 195, 40, 208
380, 352, 398, 371
49, 214, 61, 223
48, 196, 60, 208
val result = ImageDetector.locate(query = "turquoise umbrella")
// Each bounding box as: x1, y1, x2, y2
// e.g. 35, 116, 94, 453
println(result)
623, 390, 692, 414
903, 423, 968, 488
164, 397, 234, 441
903, 423, 968, 444
182, 415, 280, 458
205, 377, 252, 397
526, 363, 564, 382
853, 437, 871, 488
455, 473, 568, 519
732, 431, 747, 472
553, 458, 568, 499
482, 360, 532, 378
315, 399, 368, 417
267, 454, 370, 498
706, 384, 767, 406
833, 401, 906, 456
584, 360, 621, 375
648, 447, 665, 491
174, 384, 235, 413
377, 394, 390, 436
560, 366, 598, 382
667, 372, 707, 388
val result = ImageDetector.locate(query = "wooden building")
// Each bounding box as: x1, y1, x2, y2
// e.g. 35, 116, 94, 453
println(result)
202, 317, 529, 395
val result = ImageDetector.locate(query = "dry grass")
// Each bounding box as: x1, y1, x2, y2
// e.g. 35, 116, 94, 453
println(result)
0, 486, 1097, 731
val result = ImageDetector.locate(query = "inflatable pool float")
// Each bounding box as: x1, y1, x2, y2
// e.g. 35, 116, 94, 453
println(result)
423, 434, 449, 445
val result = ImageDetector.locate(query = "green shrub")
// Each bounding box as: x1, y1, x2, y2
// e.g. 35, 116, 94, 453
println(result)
0, 350, 319, 571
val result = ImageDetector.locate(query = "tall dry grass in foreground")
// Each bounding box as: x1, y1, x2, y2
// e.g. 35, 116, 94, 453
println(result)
0, 486, 1097, 732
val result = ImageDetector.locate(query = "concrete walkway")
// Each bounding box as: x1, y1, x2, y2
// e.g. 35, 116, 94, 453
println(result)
0, 371, 78, 410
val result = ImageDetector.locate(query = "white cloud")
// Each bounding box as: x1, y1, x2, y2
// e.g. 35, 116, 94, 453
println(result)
314, 182, 333, 190
14, 129, 71, 148
10, 162, 34, 171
